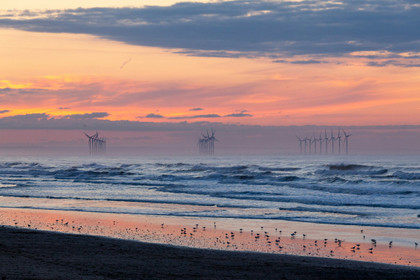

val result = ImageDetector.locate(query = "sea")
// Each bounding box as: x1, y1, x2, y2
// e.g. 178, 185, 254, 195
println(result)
0, 155, 419, 229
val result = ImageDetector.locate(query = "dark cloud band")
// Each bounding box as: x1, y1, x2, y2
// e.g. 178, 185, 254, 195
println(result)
1, 0, 419, 59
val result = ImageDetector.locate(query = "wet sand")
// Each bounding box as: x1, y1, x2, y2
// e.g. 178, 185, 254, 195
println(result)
0, 208, 419, 279
0, 226, 419, 280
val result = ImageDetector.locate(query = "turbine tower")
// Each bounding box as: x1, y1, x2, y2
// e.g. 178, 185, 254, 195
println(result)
324, 130, 329, 154
342, 129, 352, 155
312, 135, 318, 154
337, 129, 342, 154
296, 135, 304, 154
330, 130, 336, 154
209, 129, 218, 155
308, 137, 313, 154
318, 133, 323, 154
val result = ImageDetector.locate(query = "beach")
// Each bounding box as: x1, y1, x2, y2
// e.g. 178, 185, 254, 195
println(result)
0, 225, 419, 280
0, 208, 419, 279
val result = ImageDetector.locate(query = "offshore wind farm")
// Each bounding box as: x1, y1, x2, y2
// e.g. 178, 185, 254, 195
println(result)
296, 129, 352, 155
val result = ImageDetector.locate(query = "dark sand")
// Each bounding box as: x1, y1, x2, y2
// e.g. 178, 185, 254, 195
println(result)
0, 226, 418, 280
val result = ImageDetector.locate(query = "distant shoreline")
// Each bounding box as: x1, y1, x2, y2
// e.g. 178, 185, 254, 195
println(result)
0, 226, 419, 279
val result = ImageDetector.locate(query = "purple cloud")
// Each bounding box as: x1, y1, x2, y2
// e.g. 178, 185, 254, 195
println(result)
225, 111, 253, 117
144, 113, 164, 119
169, 114, 221, 120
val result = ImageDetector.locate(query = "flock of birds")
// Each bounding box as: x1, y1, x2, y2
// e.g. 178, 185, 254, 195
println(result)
3, 215, 419, 266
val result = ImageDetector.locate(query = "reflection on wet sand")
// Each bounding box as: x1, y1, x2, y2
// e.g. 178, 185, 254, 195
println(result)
1, 208, 418, 267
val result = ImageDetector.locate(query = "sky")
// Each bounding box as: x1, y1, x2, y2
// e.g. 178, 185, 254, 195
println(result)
0, 0, 419, 155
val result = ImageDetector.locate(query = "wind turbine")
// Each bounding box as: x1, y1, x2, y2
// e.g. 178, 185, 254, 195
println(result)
330, 130, 336, 154
84, 132, 93, 154
337, 129, 342, 154
312, 135, 318, 154
199, 132, 209, 154
324, 130, 329, 154
342, 129, 352, 155
209, 129, 218, 155
308, 137, 313, 154
304, 137, 309, 154
296, 135, 304, 154
318, 132, 323, 154
207, 131, 212, 154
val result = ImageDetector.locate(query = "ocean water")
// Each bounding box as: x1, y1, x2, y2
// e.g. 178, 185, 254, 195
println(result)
0, 155, 419, 229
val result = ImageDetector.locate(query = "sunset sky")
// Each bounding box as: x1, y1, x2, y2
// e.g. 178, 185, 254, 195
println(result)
0, 0, 419, 155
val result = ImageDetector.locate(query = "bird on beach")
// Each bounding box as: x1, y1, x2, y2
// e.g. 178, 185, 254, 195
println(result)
389, 241, 393, 248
